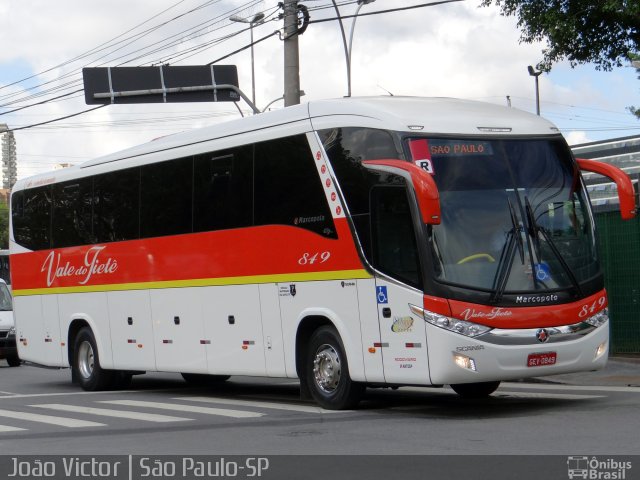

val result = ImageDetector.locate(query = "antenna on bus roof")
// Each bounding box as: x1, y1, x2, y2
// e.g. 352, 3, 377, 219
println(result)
377, 85, 394, 96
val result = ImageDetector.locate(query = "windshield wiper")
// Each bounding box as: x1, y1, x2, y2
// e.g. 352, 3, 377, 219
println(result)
525, 197, 542, 261
524, 195, 583, 297
490, 199, 523, 304
510, 198, 525, 265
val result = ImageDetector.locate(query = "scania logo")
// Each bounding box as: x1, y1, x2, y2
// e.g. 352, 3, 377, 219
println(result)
536, 328, 550, 343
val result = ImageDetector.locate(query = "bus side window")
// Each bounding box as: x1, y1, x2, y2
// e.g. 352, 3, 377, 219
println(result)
254, 135, 336, 238
52, 178, 94, 248
93, 167, 140, 243
13, 186, 52, 251
11, 190, 25, 247
370, 184, 423, 289
141, 157, 193, 239
193, 146, 253, 233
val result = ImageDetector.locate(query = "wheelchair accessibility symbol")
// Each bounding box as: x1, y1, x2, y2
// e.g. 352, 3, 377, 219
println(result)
534, 263, 551, 282
376, 286, 388, 304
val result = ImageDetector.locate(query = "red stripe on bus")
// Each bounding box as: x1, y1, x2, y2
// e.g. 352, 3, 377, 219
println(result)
11, 220, 364, 291
447, 290, 607, 329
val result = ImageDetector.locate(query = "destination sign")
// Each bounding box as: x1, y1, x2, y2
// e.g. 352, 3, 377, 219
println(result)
427, 140, 493, 157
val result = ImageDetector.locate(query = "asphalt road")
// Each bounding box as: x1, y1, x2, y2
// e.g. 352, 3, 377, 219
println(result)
0, 360, 638, 460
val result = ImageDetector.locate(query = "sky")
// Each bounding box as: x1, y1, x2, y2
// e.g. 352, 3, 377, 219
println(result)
1, 0, 639, 180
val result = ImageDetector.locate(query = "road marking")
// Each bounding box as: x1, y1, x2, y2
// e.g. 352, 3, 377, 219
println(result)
99, 400, 264, 419
0, 391, 18, 396
397, 386, 605, 400
399, 383, 640, 395
0, 390, 141, 401
0, 409, 105, 428
0, 424, 26, 433
501, 382, 640, 394
494, 391, 604, 400
31, 404, 192, 423
176, 396, 352, 414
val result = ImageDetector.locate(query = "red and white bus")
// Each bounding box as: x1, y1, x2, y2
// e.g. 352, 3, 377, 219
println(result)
9, 97, 635, 409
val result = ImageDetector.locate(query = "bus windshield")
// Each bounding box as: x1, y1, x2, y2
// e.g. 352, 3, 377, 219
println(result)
412, 137, 598, 296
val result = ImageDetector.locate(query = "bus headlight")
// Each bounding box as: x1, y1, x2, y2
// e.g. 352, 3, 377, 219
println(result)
585, 308, 608, 328
410, 304, 492, 337
453, 352, 477, 371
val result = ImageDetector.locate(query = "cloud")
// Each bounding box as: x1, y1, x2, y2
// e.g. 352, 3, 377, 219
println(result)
1, 0, 638, 180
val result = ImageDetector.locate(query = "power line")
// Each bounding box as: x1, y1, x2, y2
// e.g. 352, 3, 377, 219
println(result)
306, 0, 465, 25
0, 0, 264, 110
5, 105, 107, 133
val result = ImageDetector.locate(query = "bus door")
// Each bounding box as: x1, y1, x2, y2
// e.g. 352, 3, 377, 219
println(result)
370, 185, 432, 385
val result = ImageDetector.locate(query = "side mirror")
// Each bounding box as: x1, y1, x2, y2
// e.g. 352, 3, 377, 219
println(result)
577, 158, 637, 220
363, 159, 441, 224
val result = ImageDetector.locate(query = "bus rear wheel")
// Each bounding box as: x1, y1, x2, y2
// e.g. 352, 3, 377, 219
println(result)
72, 327, 114, 391
305, 326, 364, 410
450, 381, 501, 398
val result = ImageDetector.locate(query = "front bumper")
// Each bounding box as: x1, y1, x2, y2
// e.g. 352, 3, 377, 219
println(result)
426, 321, 609, 385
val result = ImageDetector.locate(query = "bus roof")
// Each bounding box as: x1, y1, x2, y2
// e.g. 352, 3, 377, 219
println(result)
15, 96, 560, 189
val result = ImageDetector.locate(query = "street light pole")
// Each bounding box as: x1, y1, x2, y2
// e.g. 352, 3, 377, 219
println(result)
527, 65, 542, 116
230, 12, 265, 110
283, 0, 301, 106
331, 0, 376, 97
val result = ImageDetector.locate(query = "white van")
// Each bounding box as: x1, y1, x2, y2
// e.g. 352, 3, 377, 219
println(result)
0, 279, 19, 367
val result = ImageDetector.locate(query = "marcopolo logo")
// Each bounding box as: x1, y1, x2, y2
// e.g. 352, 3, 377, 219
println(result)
567, 456, 632, 479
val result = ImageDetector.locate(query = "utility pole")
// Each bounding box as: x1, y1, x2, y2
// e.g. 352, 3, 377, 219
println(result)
283, 0, 301, 106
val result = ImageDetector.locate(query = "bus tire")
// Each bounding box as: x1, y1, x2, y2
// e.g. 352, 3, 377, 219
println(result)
181, 373, 230, 385
73, 327, 113, 391
6, 354, 21, 367
450, 381, 500, 398
305, 326, 364, 410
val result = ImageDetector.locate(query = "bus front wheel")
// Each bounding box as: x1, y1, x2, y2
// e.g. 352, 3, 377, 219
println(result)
72, 327, 113, 391
450, 381, 501, 398
305, 326, 364, 410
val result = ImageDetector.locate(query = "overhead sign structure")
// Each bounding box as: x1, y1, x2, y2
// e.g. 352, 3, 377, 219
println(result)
82, 65, 241, 105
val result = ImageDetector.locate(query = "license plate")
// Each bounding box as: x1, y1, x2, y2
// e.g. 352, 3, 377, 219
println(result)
527, 352, 557, 367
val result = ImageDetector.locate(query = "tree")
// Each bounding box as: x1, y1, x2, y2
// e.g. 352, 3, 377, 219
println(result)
628, 52, 640, 119
480, 0, 639, 72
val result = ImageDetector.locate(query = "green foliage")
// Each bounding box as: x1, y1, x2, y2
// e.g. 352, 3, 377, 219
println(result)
480, 0, 640, 72
0, 202, 7, 249
629, 52, 640, 119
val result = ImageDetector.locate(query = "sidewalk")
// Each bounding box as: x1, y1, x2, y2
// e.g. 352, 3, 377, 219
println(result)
525, 356, 640, 387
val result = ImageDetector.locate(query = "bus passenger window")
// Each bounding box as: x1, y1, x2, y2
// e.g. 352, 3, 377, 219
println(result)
13, 186, 52, 251
254, 135, 336, 238
52, 178, 94, 248
141, 157, 193, 238
193, 147, 253, 232
93, 167, 140, 243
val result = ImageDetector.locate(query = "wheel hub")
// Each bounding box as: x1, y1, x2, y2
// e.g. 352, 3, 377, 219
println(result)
77, 340, 94, 379
313, 344, 341, 393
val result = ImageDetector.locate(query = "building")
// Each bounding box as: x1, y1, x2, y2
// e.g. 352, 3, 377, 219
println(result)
573, 135, 640, 211
0, 124, 17, 190
572, 134, 640, 354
